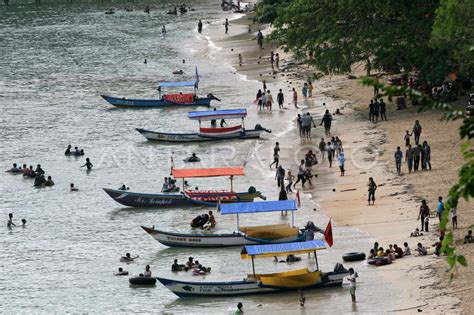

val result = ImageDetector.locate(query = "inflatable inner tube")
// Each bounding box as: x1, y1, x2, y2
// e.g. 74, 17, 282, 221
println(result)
367, 257, 392, 266
191, 214, 209, 228
129, 276, 156, 285
342, 252, 366, 262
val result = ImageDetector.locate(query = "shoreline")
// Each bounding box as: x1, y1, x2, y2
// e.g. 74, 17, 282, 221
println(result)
204, 6, 468, 314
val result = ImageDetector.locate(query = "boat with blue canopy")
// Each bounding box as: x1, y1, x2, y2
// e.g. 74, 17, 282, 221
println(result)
101, 68, 220, 108
136, 108, 271, 142
156, 240, 349, 297
141, 200, 311, 247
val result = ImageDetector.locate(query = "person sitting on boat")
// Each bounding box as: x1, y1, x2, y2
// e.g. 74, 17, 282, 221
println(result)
161, 177, 169, 192
120, 253, 139, 262
44, 176, 55, 187
118, 184, 129, 191
65, 145, 72, 155
143, 265, 152, 277
220, 119, 227, 127
6, 163, 21, 173
286, 254, 301, 262
171, 259, 187, 272
114, 267, 129, 276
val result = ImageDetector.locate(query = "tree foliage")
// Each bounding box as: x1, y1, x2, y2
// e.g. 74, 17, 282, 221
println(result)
431, 0, 474, 77
262, 0, 439, 76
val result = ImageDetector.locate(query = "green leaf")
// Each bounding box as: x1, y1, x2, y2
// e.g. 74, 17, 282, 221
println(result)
457, 255, 468, 267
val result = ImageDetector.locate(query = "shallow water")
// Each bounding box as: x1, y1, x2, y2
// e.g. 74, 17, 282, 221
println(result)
1, 1, 398, 313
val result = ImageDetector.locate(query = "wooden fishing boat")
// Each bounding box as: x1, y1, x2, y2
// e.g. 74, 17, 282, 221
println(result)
136, 108, 271, 142
101, 68, 219, 108
141, 200, 308, 247
156, 240, 349, 297
103, 167, 265, 207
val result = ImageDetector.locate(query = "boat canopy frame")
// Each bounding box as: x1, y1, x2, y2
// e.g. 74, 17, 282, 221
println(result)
219, 200, 298, 229
157, 67, 200, 98
241, 240, 327, 277
172, 167, 244, 192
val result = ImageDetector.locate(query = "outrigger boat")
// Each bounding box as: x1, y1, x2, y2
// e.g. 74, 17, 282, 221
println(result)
136, 109, 271, 142
103, 167, 264, 207
141, 200, 307, 247
101, 68, 219, 108
156, 240, 349, 297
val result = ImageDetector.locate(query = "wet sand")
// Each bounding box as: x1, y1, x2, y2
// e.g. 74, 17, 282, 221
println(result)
204, 7, 470, 314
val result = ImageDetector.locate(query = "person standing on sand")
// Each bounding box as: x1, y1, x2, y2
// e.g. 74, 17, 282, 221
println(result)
338, 152, 345, 176
197, 20, 203, 34
256, 89, 262, 109
394, 146, 403, 175
285, 171, 294, 193
437, 196, 445, 223
379, 99, 387, 120
405, 144, 414, 173
277, 89, 284, 109
292, 88, 298, 108
270, 51, 274, 68
302, 83, 308, 99
294, 160, 306, 188
367, 177, 377, 205
327, 142, 334, 168
319, 138, 326, 162
269, 142, 280, 168
275, 53, 279, 68
422, 141, 432, 170
275, 165, 285, 188
412, 120, 422, 145
320, 109, 332, 136
308, 81, 313, 97
238, 54, 243, 66
266, 90, 273, 110
369, 100, 375, 122
418, 200, 430, 232
297, 114, 303, 137
413, 144, 421, 171
262, 80, 267, 91
404, 130, 411, 147
451, 207, 457, 229
373, 99, 380, 122
224, 18, 229, 34
347, 268, 357, 303
257, 30, 264, 49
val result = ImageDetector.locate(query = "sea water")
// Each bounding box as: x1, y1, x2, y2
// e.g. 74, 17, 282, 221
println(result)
1, 1, 398, 313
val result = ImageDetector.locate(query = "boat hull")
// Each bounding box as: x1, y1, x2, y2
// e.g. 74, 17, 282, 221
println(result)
136, 128, 269, 142
101, 95, 213, 108
156, 271, 348, 297
140, 226, 305, 247
103, 188, 263, 208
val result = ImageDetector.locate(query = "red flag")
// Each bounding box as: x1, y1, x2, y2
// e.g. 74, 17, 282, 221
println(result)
296, 190, 301, 208
324, 219, 333, 247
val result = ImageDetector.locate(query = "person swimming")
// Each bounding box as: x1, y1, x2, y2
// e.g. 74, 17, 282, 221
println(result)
184, 153, 200, 162
81, 158, 93, 170
120, 253, 139, 262
6, 163, 21, 173
65, 145, 72, 155
172, 70, 184, 75
44, 176, 55, 187
171, 259, 187, 272
114, 267, 129, 276
21, 219, 27, 227
70, 183, 79, 191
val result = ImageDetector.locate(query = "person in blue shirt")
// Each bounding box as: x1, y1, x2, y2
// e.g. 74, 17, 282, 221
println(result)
437, 196, 445, 223
394, 146, 403, 175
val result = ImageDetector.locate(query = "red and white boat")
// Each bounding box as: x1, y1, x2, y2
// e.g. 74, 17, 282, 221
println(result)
136, 109, 271, 142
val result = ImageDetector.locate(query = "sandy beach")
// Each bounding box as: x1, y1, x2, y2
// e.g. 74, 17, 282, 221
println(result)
204, 8, 472, 314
